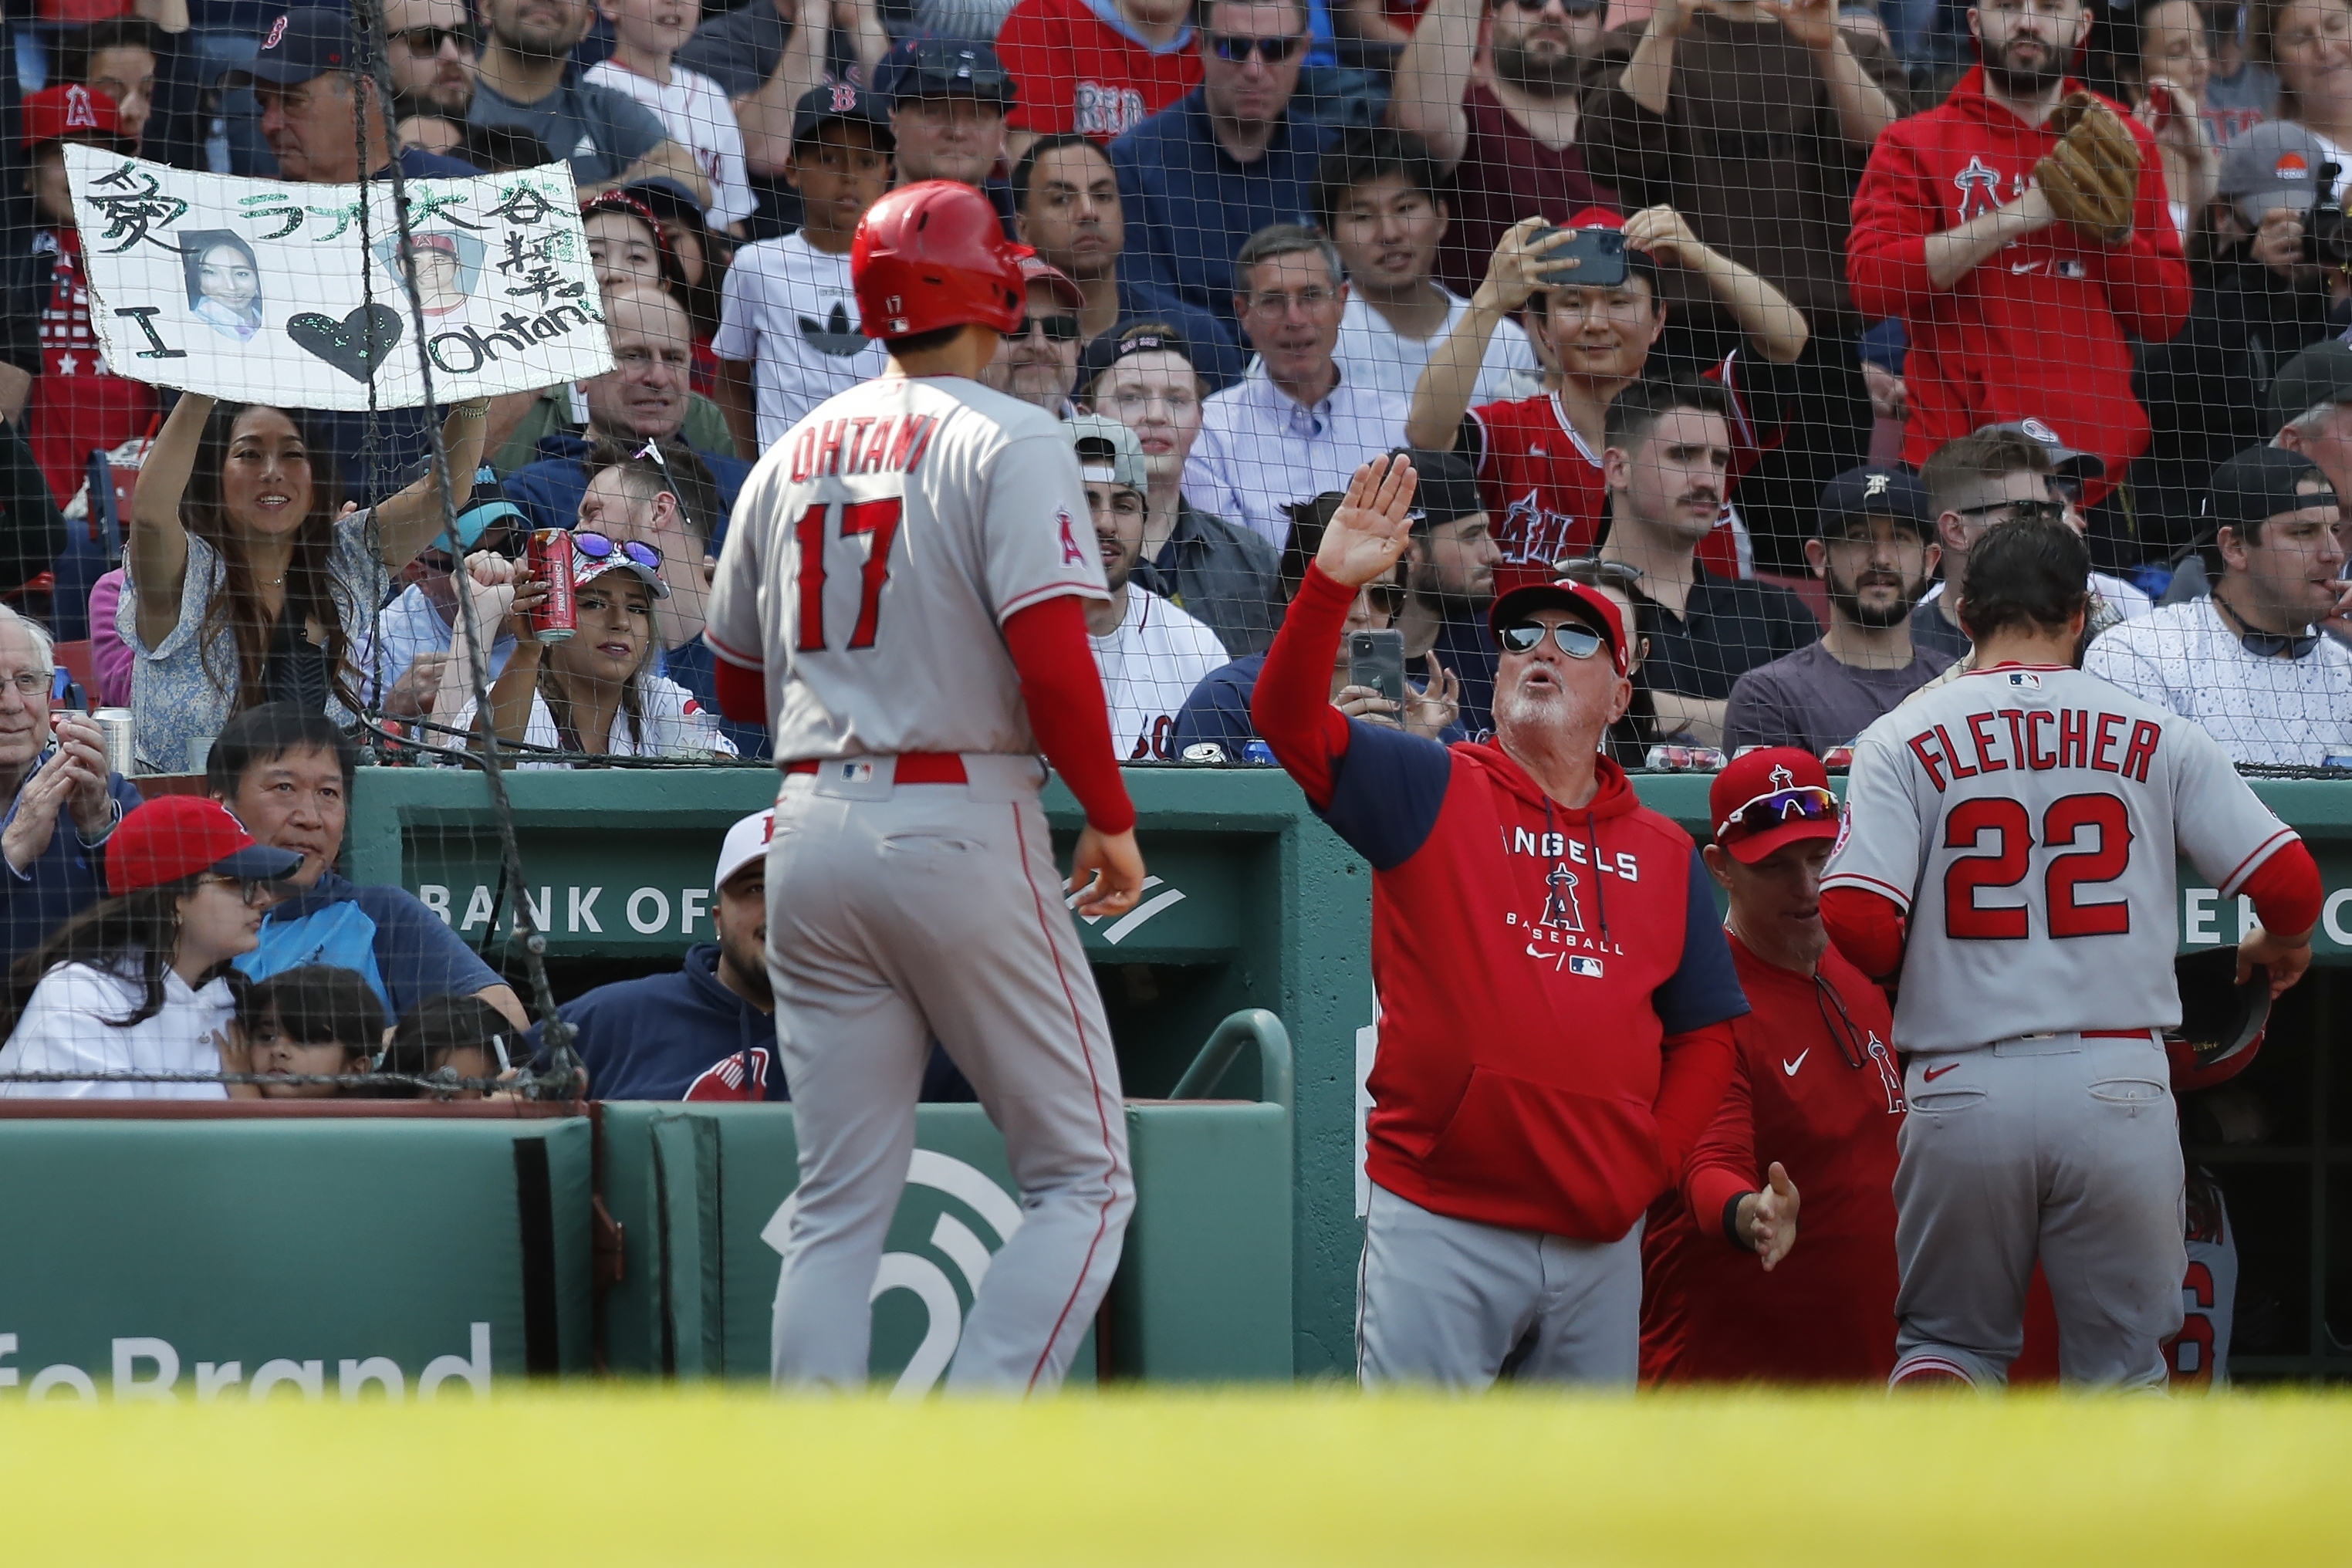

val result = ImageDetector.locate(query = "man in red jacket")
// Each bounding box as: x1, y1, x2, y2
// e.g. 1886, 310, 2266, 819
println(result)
1846, 0, 2189, 505
1640, 746, 1904, 1384
1252, 453, 1747, 1388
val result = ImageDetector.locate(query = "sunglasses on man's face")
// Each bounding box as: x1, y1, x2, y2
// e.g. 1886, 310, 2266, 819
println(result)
1953, 497, 2067, 526
392, 22, 483, 55
1208, 31, 1306, 62
1497, 619, 1607, 660
1017, 313, 1081, 343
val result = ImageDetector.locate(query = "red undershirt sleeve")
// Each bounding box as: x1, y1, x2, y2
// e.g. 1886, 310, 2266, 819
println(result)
1651, 1019, 1737, 1186
1682, 1048, 1761, 1248
1003, 595, 1136, 835
1821, 885, 1908, 983
2242, 840, 2323, 941
713, 654, 766, 725
1249, 563, 1357, 807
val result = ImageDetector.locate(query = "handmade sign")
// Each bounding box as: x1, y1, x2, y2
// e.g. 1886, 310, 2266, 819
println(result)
63, 150, 613, 411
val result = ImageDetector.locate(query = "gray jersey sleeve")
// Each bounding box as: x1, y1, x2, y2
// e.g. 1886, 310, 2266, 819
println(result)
2165, 714, 2300, 895
1820, 718, 1929, 911
981, 427, 1110, 623
705, 458, 771, 675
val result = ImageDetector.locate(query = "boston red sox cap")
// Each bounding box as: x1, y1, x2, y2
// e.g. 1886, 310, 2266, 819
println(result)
225, 9, 353, 90
790, 81, 895, 149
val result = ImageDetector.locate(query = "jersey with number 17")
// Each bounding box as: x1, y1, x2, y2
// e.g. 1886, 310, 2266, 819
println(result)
705, 374, 1110, 764
1820, 664, 2299, 1053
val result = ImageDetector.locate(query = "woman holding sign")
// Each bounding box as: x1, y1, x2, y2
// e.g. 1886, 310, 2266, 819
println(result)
119, 393, 495, 773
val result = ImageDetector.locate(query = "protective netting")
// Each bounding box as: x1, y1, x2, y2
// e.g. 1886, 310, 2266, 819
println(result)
0, 0, 2344, 1108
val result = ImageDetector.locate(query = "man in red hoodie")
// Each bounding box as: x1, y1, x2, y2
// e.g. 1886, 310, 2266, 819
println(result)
1846, 0, 2189, 505
1252, 453, 1747, 1388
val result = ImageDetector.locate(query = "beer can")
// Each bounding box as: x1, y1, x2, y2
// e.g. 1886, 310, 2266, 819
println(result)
92, 708, 134, 777
1180, 742, 1228, 765
526, 528, 576, 643
1643, 744, 1728, 774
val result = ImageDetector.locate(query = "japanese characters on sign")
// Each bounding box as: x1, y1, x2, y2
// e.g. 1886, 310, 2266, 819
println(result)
64, 150, 613, 410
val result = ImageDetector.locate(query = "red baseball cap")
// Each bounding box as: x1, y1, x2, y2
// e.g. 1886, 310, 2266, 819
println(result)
22, 84, 128, 154
1563, 206, 1624, 231
1708, 747, 1841, 866
1017, 254, 1085, 312
1487, 573, 1631, 676
106, 796, 302, 896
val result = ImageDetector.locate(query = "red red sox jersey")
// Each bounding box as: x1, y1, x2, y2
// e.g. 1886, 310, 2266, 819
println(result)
1466, 353, 1770, 576
705, 374, 1108, 762
1821, 664, 2300, 1052
995, 0, 1201, 140
1641, 934, 1904, 1384
1847, 67, 2191, 504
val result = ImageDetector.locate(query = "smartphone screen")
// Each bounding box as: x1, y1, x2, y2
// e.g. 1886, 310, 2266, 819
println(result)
1347, 629, 1407, 712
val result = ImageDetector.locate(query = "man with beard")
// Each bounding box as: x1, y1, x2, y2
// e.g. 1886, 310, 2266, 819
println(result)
1849, 0, 2188, 509
1388, 0, 1618, 296
1724, 465, 1949, 757
1394, 449, 1505, 737
1592, 378, 1813, 750
1070, 416, 1229, 759
468, 0, 709, 201
1581, 0, 1908, 559
1250, 453, 1749, 1387
982, 256, 1087, 416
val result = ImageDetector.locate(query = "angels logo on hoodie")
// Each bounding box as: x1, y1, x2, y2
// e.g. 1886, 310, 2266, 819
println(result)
684, 1046, 772, 1100
1953, 157, 2003, 221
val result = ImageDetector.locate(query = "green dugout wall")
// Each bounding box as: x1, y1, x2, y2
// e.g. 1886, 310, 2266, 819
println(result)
341, 765, 2352, 1381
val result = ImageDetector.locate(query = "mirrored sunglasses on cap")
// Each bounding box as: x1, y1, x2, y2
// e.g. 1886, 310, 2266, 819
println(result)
573, 531, 663, 573
1497, 620, 1607, 660
1717, 786, 1840, 846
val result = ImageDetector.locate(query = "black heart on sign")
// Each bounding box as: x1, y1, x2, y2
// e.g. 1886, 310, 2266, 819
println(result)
286, 304, 404, 383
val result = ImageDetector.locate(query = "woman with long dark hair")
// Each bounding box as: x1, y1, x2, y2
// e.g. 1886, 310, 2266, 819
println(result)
120, 390, 494, 773
0, 796, 299, 1099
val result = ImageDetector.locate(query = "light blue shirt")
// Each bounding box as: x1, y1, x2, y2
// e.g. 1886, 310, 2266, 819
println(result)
1180, 366, 1410, 549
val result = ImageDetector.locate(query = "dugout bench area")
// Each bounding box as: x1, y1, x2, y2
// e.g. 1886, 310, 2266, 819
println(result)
0, 765, 2344, 1394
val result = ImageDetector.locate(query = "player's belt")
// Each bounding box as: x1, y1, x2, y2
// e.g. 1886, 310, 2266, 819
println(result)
784, 753, 970, 784
2082, 1029, 2158, 1042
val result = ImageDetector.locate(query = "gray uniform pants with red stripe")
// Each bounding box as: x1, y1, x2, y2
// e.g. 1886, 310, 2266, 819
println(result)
1893, 1033, 2185, 1389
763, 762, 1133, 1393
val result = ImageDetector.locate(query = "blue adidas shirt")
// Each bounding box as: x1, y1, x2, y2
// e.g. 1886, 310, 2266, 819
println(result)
238, 871, 502, 1019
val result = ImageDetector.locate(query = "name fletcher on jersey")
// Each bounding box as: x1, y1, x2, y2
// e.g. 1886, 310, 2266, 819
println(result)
1904, 698, 2164, 791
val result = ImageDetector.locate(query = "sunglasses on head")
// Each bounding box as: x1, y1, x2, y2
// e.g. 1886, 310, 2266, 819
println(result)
573, 531, 663, 573
392, 22, 483, 54
1497, 619, 1607, 660
1717, 785, 1840, 844
1017, 313, 1081, 343
1208, 31, 1306, 62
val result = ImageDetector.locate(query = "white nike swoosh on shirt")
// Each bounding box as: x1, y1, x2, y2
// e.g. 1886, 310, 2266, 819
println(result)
1783, 1050, 1809, 1076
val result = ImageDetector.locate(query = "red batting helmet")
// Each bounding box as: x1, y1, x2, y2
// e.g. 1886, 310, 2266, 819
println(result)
852, 180, 1027, 341
2165, 946, 2271, 1093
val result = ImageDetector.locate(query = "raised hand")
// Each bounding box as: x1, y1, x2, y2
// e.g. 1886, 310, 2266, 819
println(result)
1622, 204, 1712, 271
1313, 453, 1420, 589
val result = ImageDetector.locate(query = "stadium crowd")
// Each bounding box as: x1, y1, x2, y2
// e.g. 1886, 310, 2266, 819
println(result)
0, 0, 2339, 1385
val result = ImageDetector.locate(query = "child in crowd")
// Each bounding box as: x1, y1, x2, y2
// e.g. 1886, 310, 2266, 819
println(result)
381, 993, 519, 1099
585, 0, 755, 231
17, 83, 160, 508
239, 964, 387, 1100
0, 796, 299, 1100
713, 81, 893, 455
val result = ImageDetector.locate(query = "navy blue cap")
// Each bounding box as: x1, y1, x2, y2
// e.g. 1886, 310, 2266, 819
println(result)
874, 38, 1015, 108
225, 9, 355, 88
790, 80, 896, 146
1816, 465, 1931, 535
1396, 448, 1484, 529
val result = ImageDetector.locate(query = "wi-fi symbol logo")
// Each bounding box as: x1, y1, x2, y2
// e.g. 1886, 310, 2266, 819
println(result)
761, 1151, 1024, 1397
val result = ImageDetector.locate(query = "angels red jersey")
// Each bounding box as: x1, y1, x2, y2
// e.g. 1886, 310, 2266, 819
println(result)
1639, 933, 1904, 1384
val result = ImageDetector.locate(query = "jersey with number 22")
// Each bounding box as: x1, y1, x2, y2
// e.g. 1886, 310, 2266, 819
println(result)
1821, 664, 2298, 1052
705, 374, 1109, 763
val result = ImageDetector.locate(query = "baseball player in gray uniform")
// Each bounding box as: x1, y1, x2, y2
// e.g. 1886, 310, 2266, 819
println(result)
705, 181, 1147, 1394
1820, 518, 2324, 1388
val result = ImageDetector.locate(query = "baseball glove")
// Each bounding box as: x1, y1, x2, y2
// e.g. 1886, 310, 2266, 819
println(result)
2034, 92, 2144, 246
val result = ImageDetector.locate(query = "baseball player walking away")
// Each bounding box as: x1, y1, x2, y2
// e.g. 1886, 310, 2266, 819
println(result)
706, 180, 1147, 1394
1820, 518, 2323, 1388
1254, 455, 1749, 1389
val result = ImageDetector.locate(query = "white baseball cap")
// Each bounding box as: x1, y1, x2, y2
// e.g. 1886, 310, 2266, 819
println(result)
714, 808, 774, 890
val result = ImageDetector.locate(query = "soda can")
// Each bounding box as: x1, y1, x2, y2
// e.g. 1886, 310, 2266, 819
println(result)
1820, 745, 1856, 773
1180, 742, 1228, 765
1242, 739, 1277, 767
526, 528, 576, 643
92, 708, 134, 777
1643, 744, 1729, 773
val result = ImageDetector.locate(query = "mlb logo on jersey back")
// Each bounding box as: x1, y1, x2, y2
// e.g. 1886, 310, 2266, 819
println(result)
2004, 670, 2043, 691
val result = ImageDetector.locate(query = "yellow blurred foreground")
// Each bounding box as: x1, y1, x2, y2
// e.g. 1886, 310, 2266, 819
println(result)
5, 1385, 2347, 1566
